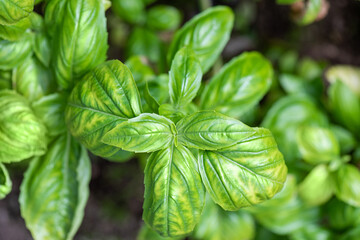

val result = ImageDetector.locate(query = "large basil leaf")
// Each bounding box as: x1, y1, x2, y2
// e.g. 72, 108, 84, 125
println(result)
177, 111, 255, 150
32, 93, 67, 137
147, 5, 182, 31
169, 47, 202, 108
298, 164, 334, 206
0, 0, 34, 25
333, 164, 360, 207
192, 197, 255, 240
20, 133, 91, 240
199, 128, 287, 211
13, 56, 56, 102
0, 35, 32, 70
102, 113, 176, 153
168, 6, 234, 73
0, 15, 31, 41
0, 90, 47, 163
296, 126, 339, 164
0, 163, 12, 199
143, 145, 205, 237
33, 31, 51, 67
51, 0, 108, 89
200, 52, 273, 119
262, 95, 328, 163
66, 60, 141, 161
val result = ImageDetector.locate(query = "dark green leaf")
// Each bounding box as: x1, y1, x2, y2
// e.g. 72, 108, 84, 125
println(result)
327, 198, 360, 230
125, 55, 155, 88
199, 128, 287, 210
112, 0, 145, 24
143, 145, 205, 237
20, 133, 91, 240
147, 5, 182, 31
168, 6, 234, 73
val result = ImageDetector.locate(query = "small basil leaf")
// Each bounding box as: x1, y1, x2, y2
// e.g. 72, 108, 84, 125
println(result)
326, 65, 360, 97
143, 145, 205, 237
147, 5, 182, 31
0, 35, 32, 70
199, 128, 287, 211
112, 0, 145, 24
51, 0, 108, 89
296, 126, 339, 164
66, 60, 142, 161
176, 111, 255, 150
0, 163, 12, 199
33, 31, 51, 67
20, 133, 91, 240
168, 6, 234, 73
333, 164, 360, 207
148, 74, 170, 104
298, 0, 322, 25
0, 0, 34, 25
0, 90, 47, 163
158, 103, 186, 124
330, 125, 356, 154
13, 56, 56, 102
193, 197, 255, 240
0, 16, 31, 41
298, 164, 334, 206
32, 93, 67, 137
102, 113, 176, 153
327, 198, 360, 230
169, 46, 202, 107
200, 52, 273, 119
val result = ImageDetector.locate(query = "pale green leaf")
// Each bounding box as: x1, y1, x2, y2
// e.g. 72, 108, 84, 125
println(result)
0, 15, 30, 41
102, 113, 176, 153
0, 35, 32, 70
169, 46, 202, 107
199, 128, 287, 211
298, 0, 322, 25
66, 60, 142, 161
0, 0, 34, 25
143, 145, 205, 237
176, 111, 255, 150
20, 133, 91, 240
0, 90, 47, 163
168, 6, 234, 73
200, 52, 273, 119
0, 163, 12, 199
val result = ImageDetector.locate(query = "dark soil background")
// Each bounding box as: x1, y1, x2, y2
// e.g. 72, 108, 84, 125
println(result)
1, 0, 360, 239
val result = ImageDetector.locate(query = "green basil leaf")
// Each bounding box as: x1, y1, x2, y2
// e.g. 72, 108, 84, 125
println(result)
290, 224, 332, 240
168, 6, 234, 73
0, 70, 11, 90
296, 126, 339, 164
51, 0, 108, 89
102, 113, 176, 153
176, 111, 255, 150
193, 197, 255, 240
13, 56, 56, 102
147, 5, 182, 31
200, 52, 273, 118
143, 144, 205, 237
0, 163, 12, 199
66, 60, 142, 161
326, 65, 360, 97
148, 74, 170, 105
0, 35, 32, 70
32, 93, 67, 137
44, 0, 66, 37
137, 224, 180, 240
33, 31, 51, 67
330, 125, 356, 154
0, 0, 34, 25
340, 226, 360, 240
0, 16, 31, 41
125, 55, 155, 88
169, 46, 202, 107
199, 128, 287, 211
20, 133, 91, 240
298, 0, 322, 25
112, 0, 145, 24
328, 79, 360, 136
262, 95, 328, 163
158, 103, 186, 124
298, 164, 334, 206
327, 198, 360, 230
144, 81, 160, 113
0, 90, 47, 163
333, 164, 360, 207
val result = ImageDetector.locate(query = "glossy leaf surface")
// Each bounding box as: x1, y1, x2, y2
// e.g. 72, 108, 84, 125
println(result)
66, 60, 141, 161
0, 0, 34, 25
199, 128, 287, 211
51, 0, 108, 89
102, 114, 176, 153
20, 133, 91, 240
177, 111, 255, 150
143, 145, 205, 237
169, 47, 202, 107
0, 36, 32, 70
0, 90, 47, 163
168, 6, 234, 73
333, 164, 360, 207
0, 163, 12, 199
200, 52, 273, 118
33, 32, 51, 67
